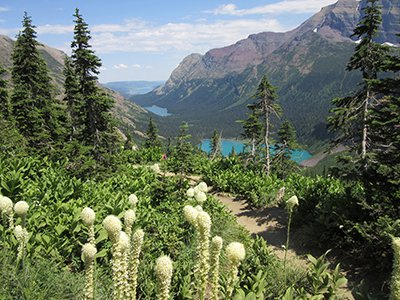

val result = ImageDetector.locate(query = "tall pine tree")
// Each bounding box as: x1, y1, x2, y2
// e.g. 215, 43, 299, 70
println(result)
10, 12, 64, 152
327, 0, 390, 161
249, 74, 281, 175
237, 105, 263, 161
144, 116, 162, 148
68, 8, 118, 156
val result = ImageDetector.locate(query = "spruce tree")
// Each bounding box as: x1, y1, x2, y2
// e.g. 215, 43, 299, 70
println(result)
273, 120, 300, 179
10, 12, 64, 152
327, 0, 390, 161
237, 105, 263, 161
209, 129, 222, 161
144, 116, 162, 148
249, 74, 281, 175
69, 8, 118, 156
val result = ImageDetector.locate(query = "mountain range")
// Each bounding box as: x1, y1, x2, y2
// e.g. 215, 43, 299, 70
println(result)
130, 0, 400, 153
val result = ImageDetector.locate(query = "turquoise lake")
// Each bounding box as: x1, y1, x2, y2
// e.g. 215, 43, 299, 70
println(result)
201, 139, 312, 163
144, 105, 173, 116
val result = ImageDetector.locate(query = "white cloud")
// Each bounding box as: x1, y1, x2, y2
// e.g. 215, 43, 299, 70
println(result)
99, 67, 107, 71
37, 24, 73, 34
146, 66, 153, 69
132, 64, 141, 68
0, 7, 9, 12
89, 18, 285, 55
205, 0, 336, 16
113, 64, 129, 69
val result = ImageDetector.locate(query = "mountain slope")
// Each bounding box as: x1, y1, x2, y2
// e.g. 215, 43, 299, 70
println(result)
0, 34, 149, 135
131, 0, 400, 152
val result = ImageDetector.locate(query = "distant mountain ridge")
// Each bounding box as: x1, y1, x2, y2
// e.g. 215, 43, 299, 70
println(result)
131, 0, 400, 152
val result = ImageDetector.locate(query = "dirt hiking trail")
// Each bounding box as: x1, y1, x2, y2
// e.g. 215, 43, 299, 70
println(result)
210, 191, 354, 299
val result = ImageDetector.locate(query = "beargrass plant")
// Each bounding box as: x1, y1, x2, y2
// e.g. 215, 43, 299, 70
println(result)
0, 195, 14, 230
210, 236, 223, 300
284, 196, 299, 273
155, 255, 173, 300
225, 242, 246, 299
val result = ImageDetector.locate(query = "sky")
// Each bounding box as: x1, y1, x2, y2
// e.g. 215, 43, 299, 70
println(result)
0, 0, 338, 83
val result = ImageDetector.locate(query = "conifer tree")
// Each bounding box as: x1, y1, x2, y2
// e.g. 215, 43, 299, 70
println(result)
170, 121, 193, 177
144, 116, 162, 148
209, 129, 222, 161
249, 74, 281, 175
69, 8, 118, 156
10, 12, 64, 152
327, 0, 390, 161
273, 120, 300, 179
237, 105, 263, 160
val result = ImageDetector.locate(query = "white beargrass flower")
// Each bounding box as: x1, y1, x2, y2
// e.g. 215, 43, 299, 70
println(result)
155, 255, 173, 300
187, 188, 195, 198
198, 182, 208, 193
14, 201, 29, 217
184, 205, 199, 228
103, 215, 122, 243
124, 209, 136, 236
14, 225, 28, 261
82, 243, 97, 266
287, 195, 299, 211
81, 207, 95, 226
226, 242, 246, 298
210, 236, 223, 300
0, 196, 13, 214
118, 231, 130, 252
195, 191, 207, 203
128, 229, 144, 299
196, 211, 211, 299
128, 194, 138, 212
193, 186, 200, 196
194, 205, 203, 212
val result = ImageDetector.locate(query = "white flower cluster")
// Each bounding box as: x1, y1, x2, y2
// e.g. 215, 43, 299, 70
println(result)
226, 242, 246, 264
187, 182, 208, 203
124, 209, 136, 230
151, 164, 160, 173
155, 255, 173, 300
103, 215, 122, 243
128, 194, 138, 209
82, 243, 97, 265
0, 195, 13, 214
14, 201, 29, 217
81, 207, 95, 226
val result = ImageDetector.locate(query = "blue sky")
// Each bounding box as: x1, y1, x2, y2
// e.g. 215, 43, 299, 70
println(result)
0, 0, 337, 83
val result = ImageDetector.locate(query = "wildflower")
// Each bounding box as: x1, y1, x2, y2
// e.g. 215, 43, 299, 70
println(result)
128, 194, 138, 211
225, 242, 246, 298
81, 207, 95, 226
184, 205, 199, 228
82, 243, 97, 300
155, 255, 173, 300
195, 191, 207, 203
275, 187, 286, 202
14, 201, 29, 217
103, 215, 122, 243
187, 188, 195, 198
210, 236, 223, 300
196, 211, 211, 299
128, 229, 144, 300
198, 182, 208, 193
14, 225, 28, 261
0, 196, 13, 214
286, 195, 299, 212
124, 209, 136, 237
391, 237, 400, 300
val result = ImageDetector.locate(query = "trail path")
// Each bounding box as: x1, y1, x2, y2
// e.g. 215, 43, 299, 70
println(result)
209, 190, 354, 299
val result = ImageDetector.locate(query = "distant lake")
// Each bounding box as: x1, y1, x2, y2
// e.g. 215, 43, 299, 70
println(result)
201, 139, 312, 163
144, 105, 173, 116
